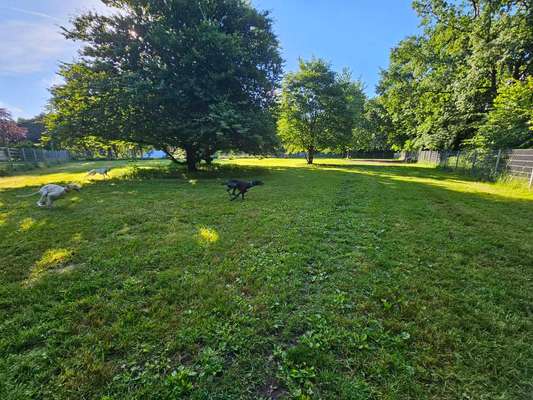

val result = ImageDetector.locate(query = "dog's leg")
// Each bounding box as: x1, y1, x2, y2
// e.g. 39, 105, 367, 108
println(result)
37, 193, 46, 207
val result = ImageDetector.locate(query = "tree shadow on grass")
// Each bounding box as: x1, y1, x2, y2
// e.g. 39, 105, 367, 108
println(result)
123, 163, 285, 181
2, 161, 532, 297
0, 160, 532, 399
2, 160, 531, 285
314, 162, 479, 182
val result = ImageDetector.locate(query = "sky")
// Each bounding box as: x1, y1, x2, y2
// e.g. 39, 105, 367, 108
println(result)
0, 0, 421, 120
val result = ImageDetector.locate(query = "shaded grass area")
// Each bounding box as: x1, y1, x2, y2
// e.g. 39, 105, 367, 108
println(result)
1, 158, 532, 399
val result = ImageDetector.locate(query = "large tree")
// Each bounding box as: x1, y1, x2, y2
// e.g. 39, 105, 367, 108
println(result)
377, 0, 533, 150
0, 108, 27, 146
47, 0, 282, 171
277, 58, 361, 164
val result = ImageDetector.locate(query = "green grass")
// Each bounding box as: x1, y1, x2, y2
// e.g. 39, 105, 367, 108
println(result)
1, 158, 532, 399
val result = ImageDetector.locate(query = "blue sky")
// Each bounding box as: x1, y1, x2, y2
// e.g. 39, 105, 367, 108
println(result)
0, 0, 420, 120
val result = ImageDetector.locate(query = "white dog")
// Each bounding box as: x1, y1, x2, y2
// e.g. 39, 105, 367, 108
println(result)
87, 167, 111, 178
17, 184, 81, 208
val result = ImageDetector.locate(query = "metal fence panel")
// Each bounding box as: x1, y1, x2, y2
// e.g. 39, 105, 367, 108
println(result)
0, 147, 70, 164
397, 148, 533, 189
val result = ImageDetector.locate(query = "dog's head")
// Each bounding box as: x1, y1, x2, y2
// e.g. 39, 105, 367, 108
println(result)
65, 183, 81, 192
251, 180, 264, 186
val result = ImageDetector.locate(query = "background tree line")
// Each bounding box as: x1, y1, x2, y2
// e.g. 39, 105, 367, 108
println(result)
4, 0, 531, 164
42, 0, 390, 166
376, 0, 533, 151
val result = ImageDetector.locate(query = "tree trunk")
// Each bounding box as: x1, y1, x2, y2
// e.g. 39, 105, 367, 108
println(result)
203, 146, 214, 165
306, 147, 315, 164
184, 146, 198, 172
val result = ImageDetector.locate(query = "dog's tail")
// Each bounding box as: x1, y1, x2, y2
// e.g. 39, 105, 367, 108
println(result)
16, 191, 40, 198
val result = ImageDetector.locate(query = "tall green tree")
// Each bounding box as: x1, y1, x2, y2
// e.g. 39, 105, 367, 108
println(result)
377, 0, 533, 150
277, 59, 361, 163
47, 0, 282, 171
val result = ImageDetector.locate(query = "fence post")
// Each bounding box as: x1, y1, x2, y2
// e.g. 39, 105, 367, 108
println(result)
455, 151, 460, 169
529, 168, 533, 190
494, 149, 502, 175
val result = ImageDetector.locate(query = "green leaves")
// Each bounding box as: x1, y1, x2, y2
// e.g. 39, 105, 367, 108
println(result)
48, 0, 283, 170
277, 58, 366, 161
477, 77, 533, 148
378, 0, 533, 150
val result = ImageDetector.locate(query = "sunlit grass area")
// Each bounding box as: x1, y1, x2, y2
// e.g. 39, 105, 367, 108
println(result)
1, 158, 532, 399
0, 159, 169, 189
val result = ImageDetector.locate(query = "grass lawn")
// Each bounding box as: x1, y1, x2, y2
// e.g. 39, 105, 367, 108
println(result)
1, 158, 532, 399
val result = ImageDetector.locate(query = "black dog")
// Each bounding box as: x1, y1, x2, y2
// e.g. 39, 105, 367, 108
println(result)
223, 179, 264, 201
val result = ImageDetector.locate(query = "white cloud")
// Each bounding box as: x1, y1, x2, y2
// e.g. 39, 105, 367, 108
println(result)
0, 6, 62, 22
0, 20, 75, 76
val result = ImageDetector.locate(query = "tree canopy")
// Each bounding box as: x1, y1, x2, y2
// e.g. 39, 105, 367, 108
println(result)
46, 0, 283, 170
41, 0, 533, 157
376, 0, 533, 151
0, 108, 27, 147
17, 114, 46, 145
277, 58, 366, 163
477, 77, 533, 148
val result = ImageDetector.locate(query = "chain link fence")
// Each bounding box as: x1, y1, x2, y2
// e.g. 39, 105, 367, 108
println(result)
0, 147, 71, 173
400, 149, 533, 188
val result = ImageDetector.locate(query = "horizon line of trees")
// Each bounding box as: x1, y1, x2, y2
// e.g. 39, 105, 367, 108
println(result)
3, 0, 531, 167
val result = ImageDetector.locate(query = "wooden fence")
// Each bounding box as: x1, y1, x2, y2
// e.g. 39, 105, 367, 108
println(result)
0, 147, 70, 163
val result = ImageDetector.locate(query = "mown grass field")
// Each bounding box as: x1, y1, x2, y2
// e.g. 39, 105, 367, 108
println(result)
1, 158, 532, 399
